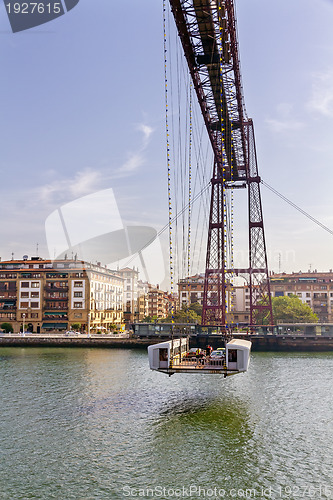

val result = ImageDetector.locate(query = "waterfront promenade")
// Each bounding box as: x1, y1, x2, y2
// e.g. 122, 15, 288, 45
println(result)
1, 332, 333, 351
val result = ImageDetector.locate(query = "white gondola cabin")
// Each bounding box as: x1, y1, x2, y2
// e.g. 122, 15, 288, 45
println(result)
148, 337, 251, 377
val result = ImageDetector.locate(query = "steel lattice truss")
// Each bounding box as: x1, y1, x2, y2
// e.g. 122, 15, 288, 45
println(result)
168, 0, 273, 328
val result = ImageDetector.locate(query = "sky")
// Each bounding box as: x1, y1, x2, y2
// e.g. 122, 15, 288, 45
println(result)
1, 0, 333, 285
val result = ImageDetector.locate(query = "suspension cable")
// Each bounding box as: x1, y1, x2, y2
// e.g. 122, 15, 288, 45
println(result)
188, 82, 192, 280
163, 0, 174, 322
261, 180, 333, 237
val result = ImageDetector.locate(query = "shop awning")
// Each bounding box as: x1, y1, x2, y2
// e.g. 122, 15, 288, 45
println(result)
44, 312, 67, 316
42, 323, 67, 329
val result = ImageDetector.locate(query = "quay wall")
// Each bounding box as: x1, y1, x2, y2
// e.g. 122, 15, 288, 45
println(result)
191, 334, 333, 352
1, 334, 333, 351
0, 334, 148, 349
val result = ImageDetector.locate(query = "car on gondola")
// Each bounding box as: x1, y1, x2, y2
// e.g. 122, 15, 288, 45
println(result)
209, 350, 224, 359
184, 348, 202, 359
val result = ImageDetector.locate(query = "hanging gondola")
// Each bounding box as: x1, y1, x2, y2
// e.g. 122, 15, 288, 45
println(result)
148, 337, 251, 377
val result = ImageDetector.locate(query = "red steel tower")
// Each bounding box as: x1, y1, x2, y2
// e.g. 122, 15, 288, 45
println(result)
168, 0, 273, 328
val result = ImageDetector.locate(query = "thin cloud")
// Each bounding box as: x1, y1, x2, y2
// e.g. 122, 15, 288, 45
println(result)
37, 168, 102, 203
120, 152, 145, 173
265, 102, 305, 132
116, 122, 154, 177
137, 123, 154, 146
307, 70, 333, 117
265, 118, 305, 133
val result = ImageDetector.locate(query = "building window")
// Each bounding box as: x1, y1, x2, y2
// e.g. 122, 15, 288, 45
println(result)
21, 292, 29, 298
31, 282, 40, 288
74, 281, 83, 287
31, 292, 39, 298
31, 313, 38, 318
20, 302, 29, 308
31, 302, 39, 308
74, 291, 83, 297
74, 302, 83, 308
21, 282, 29, 288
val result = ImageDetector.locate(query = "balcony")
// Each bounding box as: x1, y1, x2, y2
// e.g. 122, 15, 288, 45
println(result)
0, 286, 16, 293
44, 303, 68, 308
45, 296, 69, 301
44, 286, 68, 292
0, 294, 17, 300
43, 312, 68, 320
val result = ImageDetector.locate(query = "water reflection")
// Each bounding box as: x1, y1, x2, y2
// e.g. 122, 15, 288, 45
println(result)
0, 348, 332, 499
146, 392, 258, 489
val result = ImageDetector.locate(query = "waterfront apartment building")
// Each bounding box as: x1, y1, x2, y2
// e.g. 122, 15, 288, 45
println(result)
147, 285, 172, 319
178, 274, 205, 308
178, 275, 259, 325
137, 280, 149, 320
178, 273, 233, 309
118, 267, 140, 325
0, 257, 124, 333
270, 271, 333, 322
118, 268, 174, 323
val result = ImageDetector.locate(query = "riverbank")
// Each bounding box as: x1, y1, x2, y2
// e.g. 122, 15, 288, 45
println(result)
1, 333, 333, 351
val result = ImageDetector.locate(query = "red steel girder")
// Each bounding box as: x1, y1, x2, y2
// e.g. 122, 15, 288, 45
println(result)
168, 0, 273, 327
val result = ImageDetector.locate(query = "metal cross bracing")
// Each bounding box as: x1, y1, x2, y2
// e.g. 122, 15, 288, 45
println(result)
168, 0, 273, 328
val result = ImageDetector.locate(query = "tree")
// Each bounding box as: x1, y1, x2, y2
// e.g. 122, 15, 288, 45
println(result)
141, 315, 159, 323
272, 295, 318, 323
71, 323, 81, 331
163, 304, 201, 324
257, 295, 318, 324
0, 322, 13, 333
188, 302, 202, 317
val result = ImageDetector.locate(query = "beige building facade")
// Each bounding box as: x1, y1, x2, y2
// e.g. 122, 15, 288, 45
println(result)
0, 257, 124, 333
147, 285, 171, 319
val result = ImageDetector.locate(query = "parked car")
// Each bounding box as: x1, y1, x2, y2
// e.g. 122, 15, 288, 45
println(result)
184, 348, 202, 359
209, 350, 224, 359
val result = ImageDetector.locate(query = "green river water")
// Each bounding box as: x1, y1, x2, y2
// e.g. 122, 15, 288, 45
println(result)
0, 348, 332, 499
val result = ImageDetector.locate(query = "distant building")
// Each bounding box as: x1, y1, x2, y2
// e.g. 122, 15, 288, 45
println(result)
137, 280, 149, 321
147, 285, 171, 319
178, 275, 259, 326
178, 274, 205, 308
230, 286, 251, 325
270, 270, 333, 322
118, 267, 139, 325
0, 257, 124, 333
